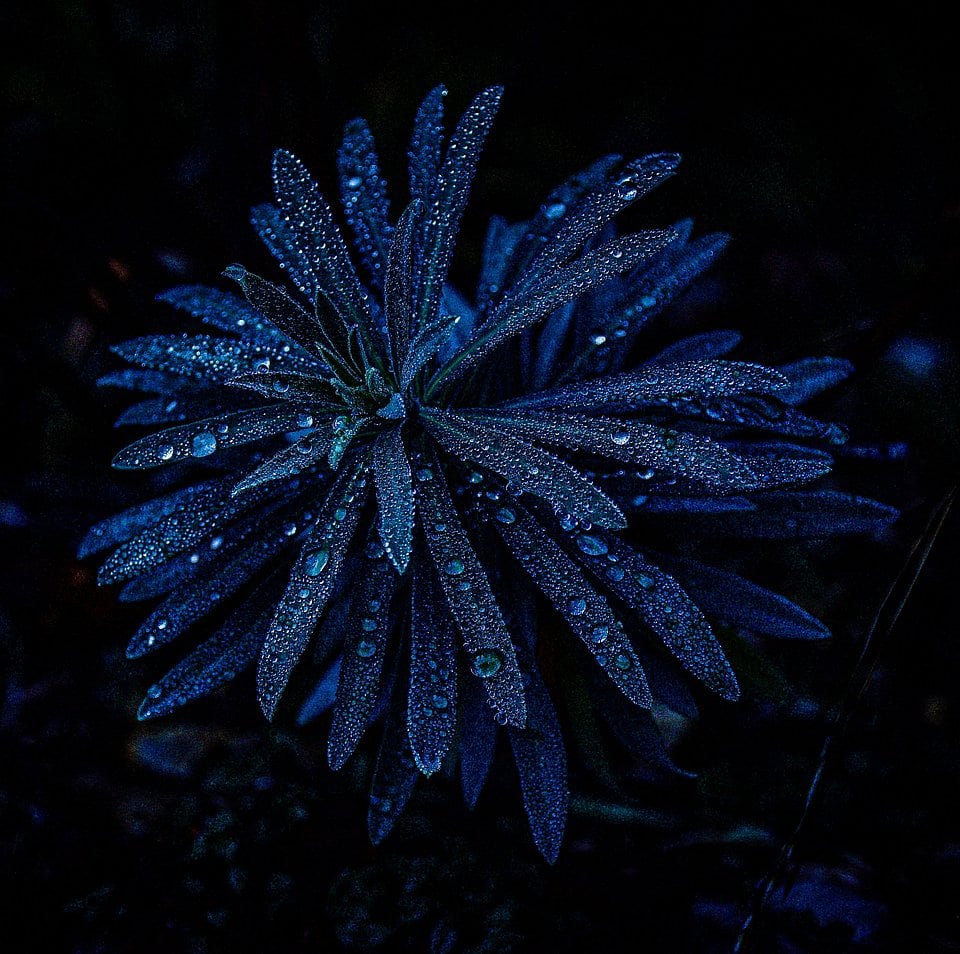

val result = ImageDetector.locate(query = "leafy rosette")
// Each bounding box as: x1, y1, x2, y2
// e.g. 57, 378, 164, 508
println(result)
82, 86, 896, 861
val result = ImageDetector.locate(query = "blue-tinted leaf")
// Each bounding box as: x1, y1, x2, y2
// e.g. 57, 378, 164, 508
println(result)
777, 356, 855, 405
97, 480, 281, 585
250, 203, 318, 302
257, 459, 369, 719
568, 530, 739, 699
231, 432, 332, 496
372, 426, 414, 572
296, 657, 342, 725
272, 149, 382, 362
507, 660, 567, 864
414, 447, 526, 728
623, 495, 757, 514
384, 200, 421, 369
97, 368, 202, 395
79, 479, 223, 558
408, 84, 446, 214
433, 229, 677, 388
408, 558, 458, 775
654, 552, 831, 640
470, 409, 758, 493
157, 285, 284, 342
112, 404, 307, 470
114, 396, 225, 428
665, 490, 899, 538
225, 370, 341, 410
459, 675, 498, 809
646, 329, 743, 365
338, 117, 393, 291
519, 153, 680, 290
400, 312, 462, 389
422, 408, 626, 528
112, 334, 313, 382
125, 503, 304, 658
368, 684, 419, 846
327, 535, 399, 769
503, 360, 788, 412
418, 86, 502, 330
137, 599, 271, 720
223, 265, 330, 356
492, 501, 651, 706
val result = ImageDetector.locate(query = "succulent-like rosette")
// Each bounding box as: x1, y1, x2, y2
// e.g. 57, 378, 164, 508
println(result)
82, 86, 896, 860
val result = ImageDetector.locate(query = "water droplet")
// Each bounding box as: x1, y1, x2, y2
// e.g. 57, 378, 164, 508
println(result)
606, 566, 625, 581
495, 507, 516, 525
662, 430, 679, 451
272, 379, 290, 393
346, 175, 363, 189
191, 432, 217, 457
467, 470, 484, 484
590, 333, 607, 346
590, 625, 609, 644
637, 572, 656, 590
614, 653, 632, 671
209, 535, 223, 550
444, 558, 465, 576
640, 294, 657, 309
296, 412, 314, 429
298, 587, 310, 599
356, 639, 377, 658
611, 430, 631, 446
157, 444, 175, 461
333, 507, 347, 522
567, 598, 587, 617
617, 180, 639, 201
156, 618, 168, 631
361, 617, 377, 632
432, 693, 449, 709
283, 521, 298, 536
415, 467, 434, 482
576, 534, 608, 556
544, 201, 566, 219
146, 684, 163, 699
470, 648, 504, 679
304, 550, 329, 576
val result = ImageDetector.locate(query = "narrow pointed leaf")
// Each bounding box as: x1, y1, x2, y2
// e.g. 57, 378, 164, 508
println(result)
231, 431, 332, 496
327, 538, 398, 769
257, 460, 368, 719
112, 404, 307, 470
459, 676, 498, 809
137, 600, 271, 720
157, 285, 283, 342
367, 685, 420, 845
567, 529, 739, 700
408, 84, 446, 212
433, 229, 677, 387
250, 203, 319, 302
112, 334, 313, 382
408, 559, 458, 775
507, 661, 568, 863
384, 200, 421, 369
491, 501, 652, 707
777, 356, 855, 405
653, 552, 831, 640
372, 427, 414, 572
422, 408, 625, 529
338, 117, 393, 291
414, 448, 526, 727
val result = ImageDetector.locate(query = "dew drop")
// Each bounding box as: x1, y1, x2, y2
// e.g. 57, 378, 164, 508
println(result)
637, 572, 656, 590
471, 648, 504, 679
191, 432, 217, 457
590, 333, 607, 346
432, 693, 449, 709
606, 566, 625, 581
543, 201, 566, 219
304, 550, 329, 576
356, 639, 377, 658
346, 175, 363, 189
272, 379, 290, 394
444, 558, 465, 576
567, 598, 587, 617
157, 444, 175, 461
614, 653, 632, 671
576, 534, 608, 556
209, 535, 223, 550
640, 294, 657, 309
146, 684, 163, 699
296, 412, 314, 429
495, 507, 516, 525
361, 617, 378, 632
611, 430, 631, 446
590, 625, 609, 644
617, 180, 639, 201
156, 618, 168, 631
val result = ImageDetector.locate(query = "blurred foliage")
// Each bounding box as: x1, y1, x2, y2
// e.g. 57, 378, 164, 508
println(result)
1, 1, 958, 951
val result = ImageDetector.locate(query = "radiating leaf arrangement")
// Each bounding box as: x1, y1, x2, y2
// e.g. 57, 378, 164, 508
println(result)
83, 86, 896, 862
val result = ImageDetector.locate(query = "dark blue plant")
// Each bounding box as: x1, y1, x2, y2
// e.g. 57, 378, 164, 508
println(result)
82, 86, 896, 862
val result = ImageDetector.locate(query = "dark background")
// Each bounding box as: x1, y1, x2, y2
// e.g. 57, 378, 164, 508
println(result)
2, 2, 959, 951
